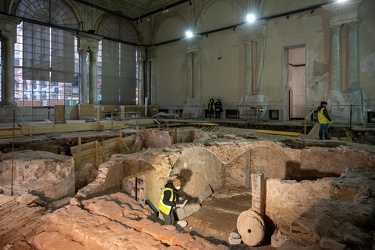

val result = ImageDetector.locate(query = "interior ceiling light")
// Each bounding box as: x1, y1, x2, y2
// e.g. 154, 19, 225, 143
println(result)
246, 13, 256, 23
185, 30, 194, 38
336, 0, 348, 2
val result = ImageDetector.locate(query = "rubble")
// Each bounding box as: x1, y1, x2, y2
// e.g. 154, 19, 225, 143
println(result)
0, 150, 75, 201
19, 193, 228, 250
1, 128, 375, 249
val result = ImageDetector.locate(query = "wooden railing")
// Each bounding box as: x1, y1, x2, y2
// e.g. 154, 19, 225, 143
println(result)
70, 132, 136, 171
303, 109, 316, 135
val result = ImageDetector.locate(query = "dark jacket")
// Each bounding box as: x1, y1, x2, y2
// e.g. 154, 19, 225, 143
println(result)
317, 105, 331, 122
208, 99, 215, 111
162, 182, 179, 207
214, 100, 223, 112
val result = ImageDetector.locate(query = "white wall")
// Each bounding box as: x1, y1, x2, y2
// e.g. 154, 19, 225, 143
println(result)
152, 0, 375, 116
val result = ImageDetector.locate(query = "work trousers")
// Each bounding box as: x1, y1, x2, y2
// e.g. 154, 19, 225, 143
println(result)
161, 211, 175, 225
319, 124, 330, 139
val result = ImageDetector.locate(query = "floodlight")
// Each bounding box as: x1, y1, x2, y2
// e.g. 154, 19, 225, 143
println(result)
246, 13, 256, 23
185, 31, 194, 38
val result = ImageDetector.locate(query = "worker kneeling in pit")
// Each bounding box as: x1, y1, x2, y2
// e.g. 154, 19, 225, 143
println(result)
158, 178, 186, 226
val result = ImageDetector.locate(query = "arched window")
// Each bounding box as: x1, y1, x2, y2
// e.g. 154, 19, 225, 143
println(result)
14, 0, 79, 107
97, 16, 140, 105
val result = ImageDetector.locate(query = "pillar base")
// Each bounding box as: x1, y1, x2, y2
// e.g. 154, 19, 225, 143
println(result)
0, 104, 17, 123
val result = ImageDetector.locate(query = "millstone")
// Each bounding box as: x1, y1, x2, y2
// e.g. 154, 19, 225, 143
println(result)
237, 209, 265, 246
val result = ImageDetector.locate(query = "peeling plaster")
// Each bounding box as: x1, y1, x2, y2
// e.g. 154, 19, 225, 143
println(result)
361, 52, 375, 79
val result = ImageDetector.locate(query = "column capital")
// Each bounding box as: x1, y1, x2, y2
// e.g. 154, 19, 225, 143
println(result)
240, 20, 267, 41
243, 39, 253, 46
147, 46, 158, 59
78, 33, 102, 52
138, 46, 147, 61
0, 14, 21, 40
322, 0, 362, 27
184, 35, 202, 53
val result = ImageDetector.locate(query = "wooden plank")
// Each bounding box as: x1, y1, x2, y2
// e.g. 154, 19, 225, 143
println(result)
173, 128, 177, 144
79, 148, 97, 158
122, 134, 136, 143
127, 119, 155, 126
71, 141, 96, 152
95, 141, 99, 167
0, 128, 23, 138
118, 131, 122, 154
103, 140, 117, 148
71, 134, 136, 172
122, 138, 131, 154
256, 130, 301, 137
76, 137, 81, 171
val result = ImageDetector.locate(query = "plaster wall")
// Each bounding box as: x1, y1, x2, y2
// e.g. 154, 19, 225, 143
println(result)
262, 9, 327, 110
261, 0, 321, 16
200, 30, 244, 107
156, 42, 188, 107
153, 0, 375, 114
2, 0, 374, 116
198, 0, 245, 33
359, 0, 375, 104
154, 15, 187, 44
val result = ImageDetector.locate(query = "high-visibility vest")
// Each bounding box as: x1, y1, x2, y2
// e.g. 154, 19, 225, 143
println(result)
318, 107, 329, 124
158, 187, 176, 215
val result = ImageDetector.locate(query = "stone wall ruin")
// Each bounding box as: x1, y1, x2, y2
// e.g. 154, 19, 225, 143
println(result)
0, 150, 75, 201
1, 128, 375, 249
73, 131, 375, 246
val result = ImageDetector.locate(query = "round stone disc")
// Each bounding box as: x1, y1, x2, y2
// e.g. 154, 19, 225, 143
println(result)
237, 209, 265, 246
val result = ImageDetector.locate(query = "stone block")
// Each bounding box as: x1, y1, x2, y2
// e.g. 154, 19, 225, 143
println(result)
197, 184, 213, 203
176, 200, 201, 220
319, 236, 346, 250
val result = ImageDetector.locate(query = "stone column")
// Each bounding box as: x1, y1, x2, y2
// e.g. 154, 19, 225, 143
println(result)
346, 22, 360, 92
329, 25, 342, 92
193, 50, 202, 99
0, 15, 20, 105
244, 39, 253, 95
251, 173, 265, 218
89, 47, 98, 104
147, 46, 157, 105
138, 47, 146, 105
78, 48, 89, 104
77, 34, 101, 105
255, 38, 265, 95
240, 20, 267, 97
323, 0, 362, 93
150, 58, 157, 105
185, 35, 202, 99
187, 52, 193, 98
1, 36, 15, 104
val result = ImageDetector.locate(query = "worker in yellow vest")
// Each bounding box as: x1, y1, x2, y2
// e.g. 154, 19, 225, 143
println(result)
317, 101, 333, 140
158, 178, 184, 225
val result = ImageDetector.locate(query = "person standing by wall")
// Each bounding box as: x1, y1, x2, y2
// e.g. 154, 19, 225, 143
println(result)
158, 178, 184, 225
214, 99, 223, 119
207, 98, 215, 118
317, 101, 332, 140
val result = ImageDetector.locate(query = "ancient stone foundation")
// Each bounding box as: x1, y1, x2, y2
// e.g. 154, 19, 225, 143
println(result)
0, 128, 374, 249
0, 150, 75, 201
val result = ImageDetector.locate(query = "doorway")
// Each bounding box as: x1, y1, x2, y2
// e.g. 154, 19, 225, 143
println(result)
287, 46, 306, 120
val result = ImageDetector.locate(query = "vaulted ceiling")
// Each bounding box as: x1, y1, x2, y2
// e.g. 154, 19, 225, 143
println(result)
98, 0, 179, 11
74, 0, 186, 20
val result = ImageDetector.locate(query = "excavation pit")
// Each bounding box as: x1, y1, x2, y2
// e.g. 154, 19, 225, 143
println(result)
1, 127, 374, 249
